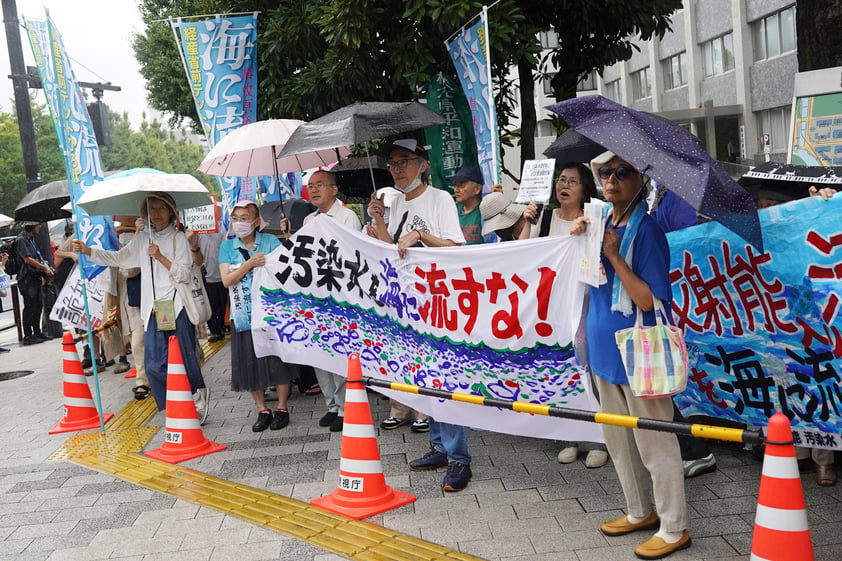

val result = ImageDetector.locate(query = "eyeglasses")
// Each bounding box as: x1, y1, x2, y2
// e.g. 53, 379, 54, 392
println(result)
556, 177, 581, 186
230, 216, 256, 223
307, 182, 337, 190
386, 157, 419, 170
597, 165, 636, 181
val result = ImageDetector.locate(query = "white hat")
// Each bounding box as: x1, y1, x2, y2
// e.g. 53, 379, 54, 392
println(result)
479, 192, 526, 237
590, 150, 617, 186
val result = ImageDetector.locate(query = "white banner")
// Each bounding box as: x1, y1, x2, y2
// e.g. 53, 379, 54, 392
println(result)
251, 216, 603, 442
50, 266, 109, 331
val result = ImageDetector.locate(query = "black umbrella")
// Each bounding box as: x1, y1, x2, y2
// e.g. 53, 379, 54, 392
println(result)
14, 178, 72, 222
738, 161, 842, 201
14, 171, 123, 222
260, 198, 316, 236
331, 155, 393, 201
543, 129, 606, 164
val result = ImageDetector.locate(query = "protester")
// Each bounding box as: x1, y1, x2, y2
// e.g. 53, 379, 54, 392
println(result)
302, 170, 362, 432
72, 192, 211, 421
368, 138, 472, 491
520, 162, 609, 469
478, 192, 528, 241
219, 200, 298, 432
53, 222, 77, 293
14, 223, 54, 345
108, 217, 150, 397
574, 151, 690, 559
0, 253, 9, 353
449, 165, 484, 245
194, 214, 228, 343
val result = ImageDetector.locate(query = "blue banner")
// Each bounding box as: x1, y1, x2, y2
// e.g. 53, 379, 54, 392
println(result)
670, 196, 842, 446
24, 16, 117, 278
446, 11, 500, 191
175, 16, 301, 215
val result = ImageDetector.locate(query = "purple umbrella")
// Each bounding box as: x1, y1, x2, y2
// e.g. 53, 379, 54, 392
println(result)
547, 95, 763, 251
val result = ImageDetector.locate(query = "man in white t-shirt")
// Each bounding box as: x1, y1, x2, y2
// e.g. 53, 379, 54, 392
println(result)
303, 170, 362, 432
367, 139, 473, 492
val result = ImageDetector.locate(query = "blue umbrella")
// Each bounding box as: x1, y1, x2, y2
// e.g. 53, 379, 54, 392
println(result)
547, 95, 763, 251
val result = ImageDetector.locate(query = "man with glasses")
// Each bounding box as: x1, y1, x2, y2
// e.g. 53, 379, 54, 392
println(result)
448, 165, 484, 245
303, 170, 362, 433
368, 139, 473, 492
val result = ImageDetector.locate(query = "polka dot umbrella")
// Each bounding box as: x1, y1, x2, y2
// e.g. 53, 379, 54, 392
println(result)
547, 95, 763, 251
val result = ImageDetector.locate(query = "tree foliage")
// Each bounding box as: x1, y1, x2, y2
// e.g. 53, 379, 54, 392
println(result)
132, 0, 680, 167
796, 0, 842, 71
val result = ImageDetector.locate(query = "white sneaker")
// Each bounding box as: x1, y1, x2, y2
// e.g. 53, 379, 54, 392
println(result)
193, 388, 210, 425
557, 446, 579, 464
585, 449, 609, 468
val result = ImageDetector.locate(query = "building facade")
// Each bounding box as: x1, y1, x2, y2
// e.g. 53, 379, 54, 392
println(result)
505, 0, 800, 189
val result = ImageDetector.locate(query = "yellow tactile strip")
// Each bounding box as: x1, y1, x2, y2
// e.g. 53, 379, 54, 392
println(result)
49, 337, 487, 561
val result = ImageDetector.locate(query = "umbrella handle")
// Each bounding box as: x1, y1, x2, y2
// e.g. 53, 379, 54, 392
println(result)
271, 145, 287, 220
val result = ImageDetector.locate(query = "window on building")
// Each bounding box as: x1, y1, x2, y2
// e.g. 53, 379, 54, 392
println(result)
604, 79, 622, 102
753, 5, 796, 61
702, 33, 735, 77
757, 106, 792, 151
632, 67, 651, 100
663, 52, 688, 90
535, 120, 556, 138
542, 73, 556, 96
577, 72, 597, 91
539, 30, 559, 49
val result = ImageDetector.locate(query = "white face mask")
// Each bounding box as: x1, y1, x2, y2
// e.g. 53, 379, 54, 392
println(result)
232, 221, 255, 239
399, 167, 424, 194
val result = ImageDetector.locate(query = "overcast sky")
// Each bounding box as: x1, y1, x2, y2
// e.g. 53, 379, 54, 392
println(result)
0, 0, 157, 129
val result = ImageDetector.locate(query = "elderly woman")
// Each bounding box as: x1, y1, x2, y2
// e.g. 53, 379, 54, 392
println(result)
575, 152, 690, 559
73, 192, 210, 421
219, 200, 298, 432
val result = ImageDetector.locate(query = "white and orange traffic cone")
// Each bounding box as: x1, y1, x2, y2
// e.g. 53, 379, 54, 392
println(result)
750, 412, 814, 561
311, 353, 415, 519
145, 336, 225, 463
49, 332, 114, 434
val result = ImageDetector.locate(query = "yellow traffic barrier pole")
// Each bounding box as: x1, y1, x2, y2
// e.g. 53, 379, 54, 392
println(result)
361, 376, 764, 446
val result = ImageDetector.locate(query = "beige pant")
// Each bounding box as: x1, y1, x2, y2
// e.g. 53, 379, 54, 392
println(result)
130, 325, 148, 388
796, 446, 834, 465
389, 399, 426, 421
595, 376, 688, 534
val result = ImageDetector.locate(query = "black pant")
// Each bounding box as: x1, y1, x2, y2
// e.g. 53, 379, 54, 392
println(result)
673, 402, 712, 461
205, 280, 228, 336
18, 276, 43, 337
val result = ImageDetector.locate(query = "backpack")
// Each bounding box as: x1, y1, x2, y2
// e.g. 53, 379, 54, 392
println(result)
0, 237, 18, 278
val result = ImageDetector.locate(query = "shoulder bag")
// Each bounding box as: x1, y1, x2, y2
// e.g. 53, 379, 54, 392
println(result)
614, 297, 688, 398
171, 236, 212, 325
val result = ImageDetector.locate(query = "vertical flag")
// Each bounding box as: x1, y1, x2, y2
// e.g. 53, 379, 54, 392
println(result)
172, 15, 300, 217
424, 73, 478, 193
24, 16, 118, 278
446, 7, 500, 192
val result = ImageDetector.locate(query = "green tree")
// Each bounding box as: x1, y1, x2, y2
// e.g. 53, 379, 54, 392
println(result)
132, 0, 679, 172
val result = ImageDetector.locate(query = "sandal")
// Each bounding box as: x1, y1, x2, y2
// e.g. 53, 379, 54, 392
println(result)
132, 385, 150, 400
304, 383, 322, 395
816, 464, 837, 487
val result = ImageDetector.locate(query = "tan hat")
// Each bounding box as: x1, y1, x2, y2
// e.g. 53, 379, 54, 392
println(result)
228, 199, 267, 235
480, 192, 526, 237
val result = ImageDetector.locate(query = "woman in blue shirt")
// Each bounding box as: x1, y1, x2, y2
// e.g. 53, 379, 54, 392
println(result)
582, 152, 690, 560
219, 200, 298, 432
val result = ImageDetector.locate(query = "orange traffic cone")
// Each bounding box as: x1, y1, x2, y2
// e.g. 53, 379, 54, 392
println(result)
145, 336, 226, 463
49, 332, 114, 434
750, 412, 814, 561
123, 366, 137, 379
311, 353, 415, 519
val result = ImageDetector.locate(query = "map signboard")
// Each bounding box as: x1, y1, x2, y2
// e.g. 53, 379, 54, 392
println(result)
789, 66, 842, 166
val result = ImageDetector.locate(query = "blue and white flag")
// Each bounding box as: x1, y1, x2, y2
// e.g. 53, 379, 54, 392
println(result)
446, 8, 500, 191
24, 15, 118, 279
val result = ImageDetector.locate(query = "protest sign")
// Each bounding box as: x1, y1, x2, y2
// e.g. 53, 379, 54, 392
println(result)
182, 195, 219, 233
252, 216, 602, 443
50, 266, 108, 331
516, 160, 555, 204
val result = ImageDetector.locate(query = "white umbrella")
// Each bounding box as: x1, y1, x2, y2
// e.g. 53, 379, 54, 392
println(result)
76, 169, 213, 216
0, 213, 13, 228
198, 118, 349, 177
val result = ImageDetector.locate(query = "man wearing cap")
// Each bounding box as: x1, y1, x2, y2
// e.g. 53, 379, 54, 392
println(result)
15, 223, 54, 345
368, 139, 473, 491
303, 170, 362, 433
449, 165, 484, 245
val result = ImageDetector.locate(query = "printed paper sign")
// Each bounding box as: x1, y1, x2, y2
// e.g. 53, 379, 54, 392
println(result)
182, 194, 219, 233
516, 159, 555, 204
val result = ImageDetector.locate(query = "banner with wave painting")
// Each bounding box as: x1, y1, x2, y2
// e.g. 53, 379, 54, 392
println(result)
251, 216, 603, 442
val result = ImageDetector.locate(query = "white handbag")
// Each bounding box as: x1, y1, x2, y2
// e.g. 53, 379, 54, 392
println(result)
171, 237, 211, 325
